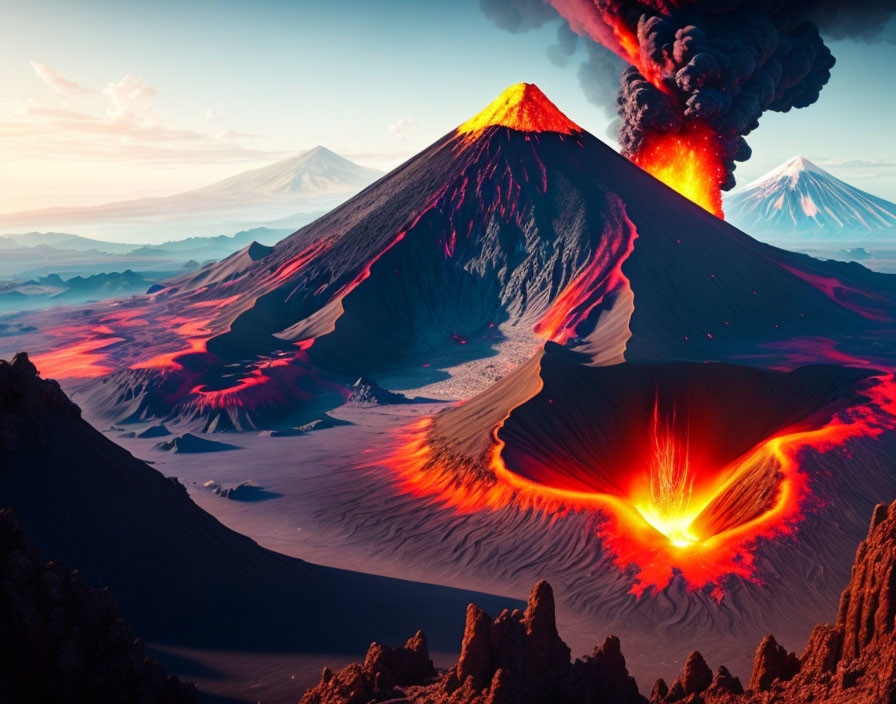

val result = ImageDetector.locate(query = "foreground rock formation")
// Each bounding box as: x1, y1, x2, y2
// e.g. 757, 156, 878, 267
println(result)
0, 506, 197, 703
301, 498, 896, 704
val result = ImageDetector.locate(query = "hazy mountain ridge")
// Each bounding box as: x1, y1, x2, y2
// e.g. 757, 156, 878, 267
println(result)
0, 147, 380, 242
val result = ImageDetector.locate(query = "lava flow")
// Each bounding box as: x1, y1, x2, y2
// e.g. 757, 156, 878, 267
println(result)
631, 124, 726, 218
385, 373, 896, 598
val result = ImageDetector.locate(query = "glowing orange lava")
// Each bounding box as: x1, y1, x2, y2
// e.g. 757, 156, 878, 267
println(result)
31, 336, 125, 379
456, 83, 582, 140
384, 375, 896, 597
632, 124, 726, 218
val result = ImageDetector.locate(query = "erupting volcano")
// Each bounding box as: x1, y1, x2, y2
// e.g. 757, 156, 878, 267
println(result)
476, 1, 896, 216
5, 82, 896, 680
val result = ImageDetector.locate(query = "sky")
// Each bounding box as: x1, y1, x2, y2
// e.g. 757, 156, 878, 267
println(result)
1, 0, 895, 213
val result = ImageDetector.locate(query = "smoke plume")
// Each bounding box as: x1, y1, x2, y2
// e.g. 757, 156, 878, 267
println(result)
481, 0, 896, 192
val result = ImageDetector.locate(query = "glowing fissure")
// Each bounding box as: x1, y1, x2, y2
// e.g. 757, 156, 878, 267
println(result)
386, 373, 896, 597
535, 197, 639, 343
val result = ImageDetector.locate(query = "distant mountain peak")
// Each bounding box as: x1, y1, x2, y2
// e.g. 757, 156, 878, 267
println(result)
727, 156, 896, 238
457, 83, 581, 138
747, 156, 826, 188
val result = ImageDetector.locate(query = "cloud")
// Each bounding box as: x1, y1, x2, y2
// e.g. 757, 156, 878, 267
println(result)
205, 109, 221, 122
102, 75, 158, 125
30, 62, 89, 96
215, 128, 260, 140
388, 114, 415, 140
4, 66, 270, 167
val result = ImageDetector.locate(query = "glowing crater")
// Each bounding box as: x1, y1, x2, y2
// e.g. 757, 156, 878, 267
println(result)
386, 362, 896, 597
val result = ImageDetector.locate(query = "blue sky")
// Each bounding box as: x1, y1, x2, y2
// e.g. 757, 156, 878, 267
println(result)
1, 0, 894, 210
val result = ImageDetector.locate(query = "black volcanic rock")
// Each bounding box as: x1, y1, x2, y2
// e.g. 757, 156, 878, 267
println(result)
202, 480, 280, 501
0, 508, 197, 703
136, 423, 170, 438
153, 433, 238, 453
0, 352, 79, 451
346, 377, 409, 407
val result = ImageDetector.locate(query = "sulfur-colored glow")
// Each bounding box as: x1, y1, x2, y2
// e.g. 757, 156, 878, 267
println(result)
456, 83, 581, 139
632, 124, 726, 218
385, 374, 896, 597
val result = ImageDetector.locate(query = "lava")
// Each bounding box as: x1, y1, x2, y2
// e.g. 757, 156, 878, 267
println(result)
385, 373, 896, 597
31, 336, 125, 379
456, 83, 581, 140
535, 198, 638, 343
631, 124, 726, 218
775, 262, 890, 322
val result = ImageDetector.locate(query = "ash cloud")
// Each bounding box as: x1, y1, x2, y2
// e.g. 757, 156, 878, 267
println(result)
479, 0, 625, 123
480, 0, 896, 190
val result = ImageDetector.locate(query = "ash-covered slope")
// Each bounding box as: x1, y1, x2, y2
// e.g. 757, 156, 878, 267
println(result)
10, 83, 896, 433
0, 353, 515, 655
301, 499, 896, 704
726, 157, 896, 240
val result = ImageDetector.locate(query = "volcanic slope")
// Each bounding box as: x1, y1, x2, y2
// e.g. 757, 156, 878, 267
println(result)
0, 353, 518, 700
6, 83, 896, 434
726, 157, 896, 240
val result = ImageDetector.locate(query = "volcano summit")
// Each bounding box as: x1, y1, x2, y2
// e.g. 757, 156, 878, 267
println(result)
3, 83, 896, 685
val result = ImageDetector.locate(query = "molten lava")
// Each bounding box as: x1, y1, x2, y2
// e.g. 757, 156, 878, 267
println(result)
385, 374, 896, 597
632, 124, 726, 218
456, 83, 581, 139
638, 405, 696, 549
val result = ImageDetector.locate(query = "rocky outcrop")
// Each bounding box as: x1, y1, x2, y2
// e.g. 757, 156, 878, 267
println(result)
299, 631, 435, 704
0, 507, 197, 703
0, 352, 80, 451
345, 377, 409, 407
747, 635, 799, 692
651, 499, 896, 704
301, 499, 896, 704
152, 433, 238, 453
301, 580, 644, 704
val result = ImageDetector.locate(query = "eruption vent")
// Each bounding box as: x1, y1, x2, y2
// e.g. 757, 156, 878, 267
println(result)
457, 83, 582, 138
481, 1, 896, 216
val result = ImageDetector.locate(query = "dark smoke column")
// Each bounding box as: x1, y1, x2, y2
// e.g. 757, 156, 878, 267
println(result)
544, 0, 848, 217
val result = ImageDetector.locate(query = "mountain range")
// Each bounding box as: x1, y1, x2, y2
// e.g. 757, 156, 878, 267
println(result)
0, 146, 381, 242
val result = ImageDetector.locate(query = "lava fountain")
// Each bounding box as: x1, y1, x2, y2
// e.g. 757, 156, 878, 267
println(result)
384, 360, 896, 598
630, 123, 726, 218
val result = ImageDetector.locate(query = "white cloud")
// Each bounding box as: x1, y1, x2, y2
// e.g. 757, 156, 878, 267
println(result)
388, 114, 415, 140
4, 66, 270, 167
30, 61, 89, 96
205, 109, 221, 122
215, 128, 260, 140
102, 75, 158, 125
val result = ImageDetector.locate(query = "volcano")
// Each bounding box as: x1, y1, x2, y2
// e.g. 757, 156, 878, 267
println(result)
4, 83, 896, 683
726, 157, 896, 240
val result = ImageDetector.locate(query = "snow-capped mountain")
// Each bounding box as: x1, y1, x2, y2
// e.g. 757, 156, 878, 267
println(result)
185, 146, 381, 201
725, 156, 896, 240
0, 147, 382, 242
